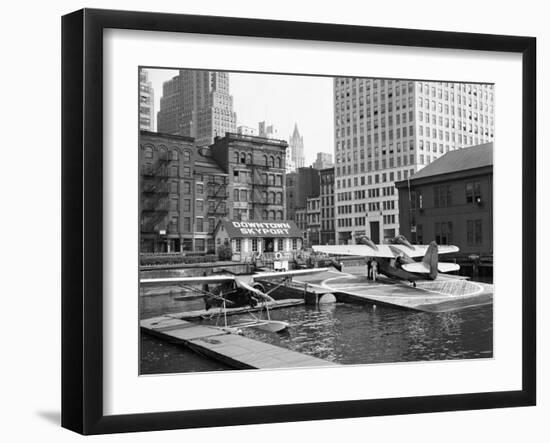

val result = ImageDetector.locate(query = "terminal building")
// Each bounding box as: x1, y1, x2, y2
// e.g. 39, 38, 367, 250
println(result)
214, 221, 303, 262
396, 142, 493, 257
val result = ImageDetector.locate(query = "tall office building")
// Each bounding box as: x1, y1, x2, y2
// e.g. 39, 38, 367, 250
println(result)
289, 123, 305, 169
258, 121, 279, 139
139, 70, 155, 131
157, 70, 237, 146
333, 78, 494, 244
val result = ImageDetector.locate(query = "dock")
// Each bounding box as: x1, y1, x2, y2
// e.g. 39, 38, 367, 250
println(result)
141, 315, 337, 370
292, 269, 493, 313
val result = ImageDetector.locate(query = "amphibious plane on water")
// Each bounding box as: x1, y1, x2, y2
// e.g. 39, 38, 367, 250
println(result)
140, 268, 330, 333
312, 235, 460, 286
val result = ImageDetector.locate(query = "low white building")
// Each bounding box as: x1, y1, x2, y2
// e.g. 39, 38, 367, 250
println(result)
215, 220, 303, 262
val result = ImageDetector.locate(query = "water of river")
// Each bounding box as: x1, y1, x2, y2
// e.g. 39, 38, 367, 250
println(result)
140, 288, 492, 374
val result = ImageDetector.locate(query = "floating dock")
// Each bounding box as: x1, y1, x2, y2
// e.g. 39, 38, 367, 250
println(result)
141, 315, 337, 370
291, 268, 493, 313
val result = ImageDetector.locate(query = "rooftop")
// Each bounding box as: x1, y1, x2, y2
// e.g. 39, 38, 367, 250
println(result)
409, 142, 493, 181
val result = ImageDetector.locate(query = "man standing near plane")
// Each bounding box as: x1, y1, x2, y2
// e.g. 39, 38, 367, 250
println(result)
371, 259, 378, 281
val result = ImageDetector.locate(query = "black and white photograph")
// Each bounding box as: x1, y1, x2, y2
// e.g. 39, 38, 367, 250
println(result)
139, 68, 495, 375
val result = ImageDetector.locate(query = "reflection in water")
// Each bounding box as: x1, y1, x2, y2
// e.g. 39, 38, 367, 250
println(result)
198, 303, 492, 365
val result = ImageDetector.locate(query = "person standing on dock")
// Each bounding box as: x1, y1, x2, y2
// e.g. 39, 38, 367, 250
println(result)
371, 259, 378, 281
366, 259, 372, 280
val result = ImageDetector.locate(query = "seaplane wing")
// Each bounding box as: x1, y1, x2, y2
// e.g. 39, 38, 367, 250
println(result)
402, 261, 460, 274
312, 244, 459, 258
251, 267, 331, 281
140, 275, 236, 285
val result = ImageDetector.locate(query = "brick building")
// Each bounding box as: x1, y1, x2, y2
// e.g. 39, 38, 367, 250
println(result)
209, 133, 288, 222
285, 167, 320, 220
319, 167, 336, 245
396, 142, 493, 256
139, 131, 228, 253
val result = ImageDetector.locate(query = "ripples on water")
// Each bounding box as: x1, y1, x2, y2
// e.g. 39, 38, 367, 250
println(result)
219, 303, 493, 365
141, 291, 492, 372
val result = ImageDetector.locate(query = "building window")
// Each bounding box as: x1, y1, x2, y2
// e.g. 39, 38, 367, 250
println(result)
252, 238, 258, 252
416, 224, 423, 244
435, 221, 453, 245
467, 219, 483, 245
277, 238, 283, 251
434, 185, 452, 208
196, 217, 204, 232
195, 239, 205, 252
292, 239, 298, 250
466, 181, 482, 204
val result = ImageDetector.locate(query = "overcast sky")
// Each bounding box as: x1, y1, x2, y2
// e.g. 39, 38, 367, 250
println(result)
144, 68, 334, 166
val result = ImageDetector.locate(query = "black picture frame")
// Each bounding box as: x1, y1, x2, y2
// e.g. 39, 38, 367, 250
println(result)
61, 8, 536, 435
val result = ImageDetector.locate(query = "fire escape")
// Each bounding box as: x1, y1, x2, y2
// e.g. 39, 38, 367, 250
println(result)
140, 153, 170, 234
250, 162, 270, 220
206, 175, 228, 229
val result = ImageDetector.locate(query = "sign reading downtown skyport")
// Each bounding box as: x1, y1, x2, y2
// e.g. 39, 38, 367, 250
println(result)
222, 221, 303, 238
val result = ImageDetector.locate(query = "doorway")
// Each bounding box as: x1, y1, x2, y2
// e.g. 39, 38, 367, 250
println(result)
369, 221, 380, 244
263, 238, 274, 253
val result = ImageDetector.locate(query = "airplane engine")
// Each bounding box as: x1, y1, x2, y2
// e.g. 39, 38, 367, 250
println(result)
392, 234, 414, 249
356, 235, 378, 250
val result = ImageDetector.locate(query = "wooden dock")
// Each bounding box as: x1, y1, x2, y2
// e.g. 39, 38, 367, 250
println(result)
141, 316, 337, 370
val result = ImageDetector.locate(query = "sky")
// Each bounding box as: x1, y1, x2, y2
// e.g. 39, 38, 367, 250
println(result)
144, 68, 334, 166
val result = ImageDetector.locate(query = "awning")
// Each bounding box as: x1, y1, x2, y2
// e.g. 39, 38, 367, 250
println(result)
220, 220, 302, 238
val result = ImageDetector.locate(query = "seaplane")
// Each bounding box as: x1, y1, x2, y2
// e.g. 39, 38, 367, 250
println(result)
312, 235, 460, 286
140, 268, 330, 333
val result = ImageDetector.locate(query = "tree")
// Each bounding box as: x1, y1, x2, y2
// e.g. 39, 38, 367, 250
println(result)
218, 239, 233, 261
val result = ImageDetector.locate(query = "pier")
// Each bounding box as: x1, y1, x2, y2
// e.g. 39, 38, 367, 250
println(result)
141, 316, 337, 370
289, 268, 493, 313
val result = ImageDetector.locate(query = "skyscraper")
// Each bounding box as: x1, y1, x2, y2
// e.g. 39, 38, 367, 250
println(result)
139, 70, 154, 131
258, 121, 279, 139
289, 123, 305, 169
157, 70, 237, 146
312, 152, 333, 170
333, 78, 494, 245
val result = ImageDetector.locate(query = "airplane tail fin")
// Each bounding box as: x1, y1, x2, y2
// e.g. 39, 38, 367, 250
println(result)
422, 241, 439, 280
